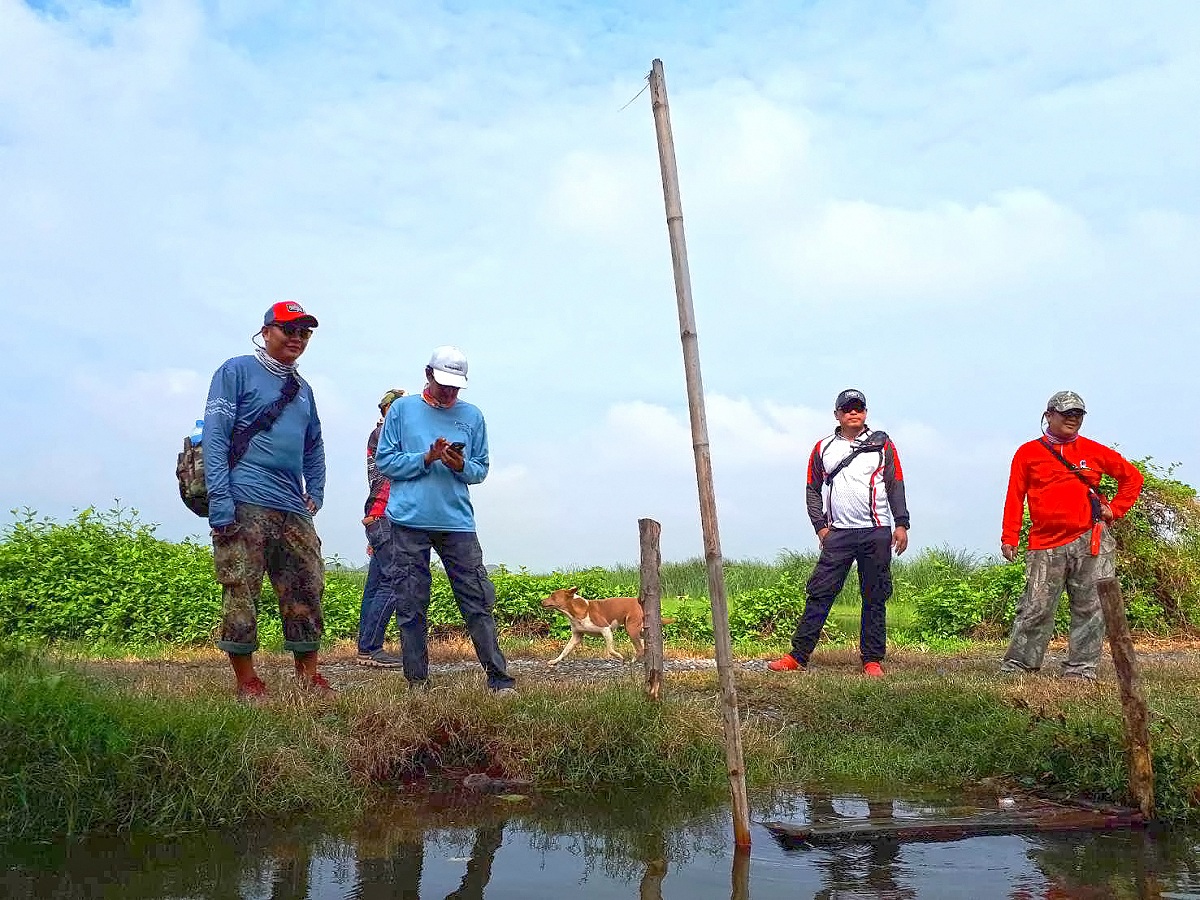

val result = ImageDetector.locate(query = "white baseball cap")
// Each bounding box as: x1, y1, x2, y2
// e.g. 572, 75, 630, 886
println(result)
428, 345, 468, 388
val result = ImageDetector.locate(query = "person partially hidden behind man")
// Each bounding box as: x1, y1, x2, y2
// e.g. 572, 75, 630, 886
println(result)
203, 301, 333, 701
357, 387, 406, 668
999, 390, 1143, 680
374, 345, 516, 695
768, 389, 910, 677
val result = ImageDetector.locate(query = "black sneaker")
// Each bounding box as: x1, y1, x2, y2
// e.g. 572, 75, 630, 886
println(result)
356, 650, 404, 669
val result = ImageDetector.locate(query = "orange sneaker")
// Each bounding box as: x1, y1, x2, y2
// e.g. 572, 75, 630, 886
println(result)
766, 655, 805, 672
236, 676, 268, 702
862, 662, 884, 678
299, 672, 336, 698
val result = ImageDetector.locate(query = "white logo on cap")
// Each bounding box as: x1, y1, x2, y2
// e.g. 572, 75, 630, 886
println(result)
286, 302, 302, 313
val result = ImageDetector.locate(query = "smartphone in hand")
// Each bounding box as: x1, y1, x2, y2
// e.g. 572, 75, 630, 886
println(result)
448, 441, 466, 453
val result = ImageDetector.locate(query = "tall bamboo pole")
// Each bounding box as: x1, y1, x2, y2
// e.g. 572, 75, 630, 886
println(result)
648, 57, 752, 849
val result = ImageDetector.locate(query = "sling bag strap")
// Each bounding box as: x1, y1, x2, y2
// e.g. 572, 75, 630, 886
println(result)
823, 430, 890, 486
1037, 438, 1105, 523
227, 373, 302, 469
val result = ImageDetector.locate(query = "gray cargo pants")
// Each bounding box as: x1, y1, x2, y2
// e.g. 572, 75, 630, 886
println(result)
1000, 525, 1115, 678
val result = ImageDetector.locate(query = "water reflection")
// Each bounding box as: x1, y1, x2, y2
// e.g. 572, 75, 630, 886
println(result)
1, 788, 1197, 899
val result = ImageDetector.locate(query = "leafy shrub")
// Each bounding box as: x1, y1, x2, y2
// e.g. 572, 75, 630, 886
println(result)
0, 507, 221, 646
1108, 459, 1200, 630
911, 561, 1027, 640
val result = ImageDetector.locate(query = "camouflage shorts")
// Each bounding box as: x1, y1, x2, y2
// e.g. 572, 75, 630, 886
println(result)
1001, 525, 1116, 677
212, 503, 325, 655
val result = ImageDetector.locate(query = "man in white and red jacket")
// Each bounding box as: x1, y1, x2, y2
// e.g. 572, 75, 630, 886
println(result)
999, 390, 1143, 679
768, 389, 910, 677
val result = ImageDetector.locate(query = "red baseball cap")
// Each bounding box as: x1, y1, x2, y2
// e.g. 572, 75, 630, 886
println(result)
263, 300, 319, 328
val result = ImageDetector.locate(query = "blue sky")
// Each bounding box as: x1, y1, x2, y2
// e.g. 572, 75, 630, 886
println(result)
1, 0, 1197, 571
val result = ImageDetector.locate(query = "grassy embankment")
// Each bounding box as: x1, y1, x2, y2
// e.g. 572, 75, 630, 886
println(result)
3, 641, 1199, 843
2, 485, 1199, 842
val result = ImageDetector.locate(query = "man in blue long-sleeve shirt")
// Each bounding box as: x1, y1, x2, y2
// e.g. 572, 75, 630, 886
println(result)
375, 345, 515, 694
203, 301, 333, 700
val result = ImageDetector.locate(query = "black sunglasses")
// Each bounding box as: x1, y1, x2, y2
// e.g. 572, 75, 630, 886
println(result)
1054, 408, 1085, 418
272, 323, 313, 340
838, 404, 866, 413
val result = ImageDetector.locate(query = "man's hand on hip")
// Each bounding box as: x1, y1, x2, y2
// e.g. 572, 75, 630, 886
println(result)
817, 527, 830, 547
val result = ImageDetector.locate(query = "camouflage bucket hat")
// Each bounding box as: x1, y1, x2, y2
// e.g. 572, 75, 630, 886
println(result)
1046, 390, 1086, 413
379, 388, 406, 410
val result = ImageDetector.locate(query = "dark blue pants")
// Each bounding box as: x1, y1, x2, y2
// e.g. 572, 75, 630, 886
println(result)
357, 519, 399, 655
789, 526, 893, 665
385, 524, 514, 690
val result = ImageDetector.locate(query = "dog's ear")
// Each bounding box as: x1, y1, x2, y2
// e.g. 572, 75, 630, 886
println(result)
567, 586, 578, 596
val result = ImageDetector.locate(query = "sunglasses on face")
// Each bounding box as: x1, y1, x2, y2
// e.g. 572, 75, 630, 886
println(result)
272, 323, 313, 340
838, 404, 866, 414
1055, 409, 1085, 418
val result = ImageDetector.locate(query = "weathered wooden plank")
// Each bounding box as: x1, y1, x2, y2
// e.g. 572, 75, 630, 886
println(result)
764, 808, 1147, 847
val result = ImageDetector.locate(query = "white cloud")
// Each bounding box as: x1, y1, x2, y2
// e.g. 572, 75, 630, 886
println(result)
2, 0, 1198, 573
770, 189, 1097, 304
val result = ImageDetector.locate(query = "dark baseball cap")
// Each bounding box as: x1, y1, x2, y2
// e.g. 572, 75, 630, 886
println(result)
835, 389, 867, 410
264, 300, 319, 328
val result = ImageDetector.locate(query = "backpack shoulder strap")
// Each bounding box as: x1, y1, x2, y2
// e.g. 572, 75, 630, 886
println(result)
823, 430, 889, 485
1038, 438, 1104, 521
228, 373, 302, 468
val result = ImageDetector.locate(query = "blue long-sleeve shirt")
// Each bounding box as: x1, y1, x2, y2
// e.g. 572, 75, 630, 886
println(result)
202, 354, 325, 527
375, 394, 488, 532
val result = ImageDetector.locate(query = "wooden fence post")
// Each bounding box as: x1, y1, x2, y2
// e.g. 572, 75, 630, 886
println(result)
1096, 576, 1155, 820
640, 518, 665, 701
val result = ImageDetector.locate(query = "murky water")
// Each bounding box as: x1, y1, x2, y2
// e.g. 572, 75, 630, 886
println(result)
2, 788, 1197, 898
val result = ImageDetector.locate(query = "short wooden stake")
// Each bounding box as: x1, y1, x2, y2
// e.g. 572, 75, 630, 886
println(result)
639, 518, 665, 701
648, 57, 751, 850
1097, 576, 1155, 820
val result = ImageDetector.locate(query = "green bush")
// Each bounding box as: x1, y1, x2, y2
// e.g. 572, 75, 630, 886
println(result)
1108, 459, 1200, 630
911, 561, 1027, 640
0, 507, 221, 646
4, 477, 1198, 652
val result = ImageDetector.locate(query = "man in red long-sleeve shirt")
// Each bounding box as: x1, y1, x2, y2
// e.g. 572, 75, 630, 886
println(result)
999, 390, 1143, 679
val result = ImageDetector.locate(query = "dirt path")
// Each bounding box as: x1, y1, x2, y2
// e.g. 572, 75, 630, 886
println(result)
73, 639, 1200, 694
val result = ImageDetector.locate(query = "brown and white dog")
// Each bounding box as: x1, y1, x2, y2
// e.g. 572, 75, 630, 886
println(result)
541, 586, 645, 665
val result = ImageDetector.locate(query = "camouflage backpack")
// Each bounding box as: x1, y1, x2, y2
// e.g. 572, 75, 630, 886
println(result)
175, 373, 301, 518
176, 434, 210, 517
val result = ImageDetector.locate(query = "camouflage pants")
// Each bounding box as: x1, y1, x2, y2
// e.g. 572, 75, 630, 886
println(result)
1001, 526, 1116, 677
212, 503, 325, 655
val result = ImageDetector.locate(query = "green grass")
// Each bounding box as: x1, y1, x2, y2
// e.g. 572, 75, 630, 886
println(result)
0, 648, 358, 839
4, 643, 1199, 841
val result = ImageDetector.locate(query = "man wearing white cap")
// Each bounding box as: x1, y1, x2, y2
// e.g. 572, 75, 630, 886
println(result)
374, 346, 515, 694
